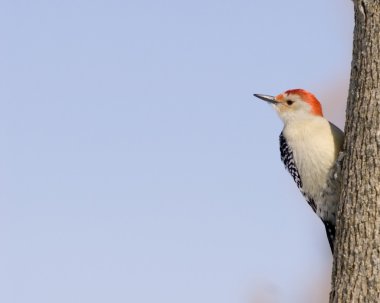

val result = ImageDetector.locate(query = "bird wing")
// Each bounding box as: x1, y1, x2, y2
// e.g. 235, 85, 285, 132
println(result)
322, 220, 335, 252
279, 132, 317, 212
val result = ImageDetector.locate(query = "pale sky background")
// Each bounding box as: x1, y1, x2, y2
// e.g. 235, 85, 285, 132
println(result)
1, 1, 353, 303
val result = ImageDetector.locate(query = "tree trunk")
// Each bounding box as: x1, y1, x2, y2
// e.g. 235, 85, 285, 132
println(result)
330, 1, 380, 302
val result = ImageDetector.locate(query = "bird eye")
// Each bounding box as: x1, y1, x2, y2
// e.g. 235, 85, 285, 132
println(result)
286, 100, 294, 105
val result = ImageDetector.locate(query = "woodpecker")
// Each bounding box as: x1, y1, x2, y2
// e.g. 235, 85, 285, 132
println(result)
254, 89, 344, 253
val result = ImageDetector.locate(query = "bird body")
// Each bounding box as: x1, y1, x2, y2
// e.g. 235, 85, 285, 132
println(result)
254, 89, 344, 252
282, 117, 343, 222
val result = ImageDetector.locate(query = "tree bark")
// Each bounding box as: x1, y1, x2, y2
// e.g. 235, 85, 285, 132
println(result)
330, 1, 380, 302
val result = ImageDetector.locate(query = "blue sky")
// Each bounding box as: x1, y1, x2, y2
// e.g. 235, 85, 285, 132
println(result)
1, 1, 352, 302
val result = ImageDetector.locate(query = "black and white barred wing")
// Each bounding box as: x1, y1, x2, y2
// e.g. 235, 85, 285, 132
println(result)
279, 132, 335, 252
279, 132, 317, 212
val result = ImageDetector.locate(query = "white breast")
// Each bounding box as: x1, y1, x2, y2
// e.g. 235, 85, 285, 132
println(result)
283, 117, 344, 221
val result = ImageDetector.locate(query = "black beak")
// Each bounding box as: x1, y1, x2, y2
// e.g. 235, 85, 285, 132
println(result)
253, 94, 279, 104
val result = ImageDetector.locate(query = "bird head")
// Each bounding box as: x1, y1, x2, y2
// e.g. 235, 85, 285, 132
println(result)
254, 89, 323, 123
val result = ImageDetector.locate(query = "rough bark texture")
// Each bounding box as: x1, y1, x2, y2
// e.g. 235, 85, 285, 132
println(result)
330, 1, 380, 302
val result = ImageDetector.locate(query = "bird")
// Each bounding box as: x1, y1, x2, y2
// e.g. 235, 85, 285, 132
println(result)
253, 89, 344, 253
